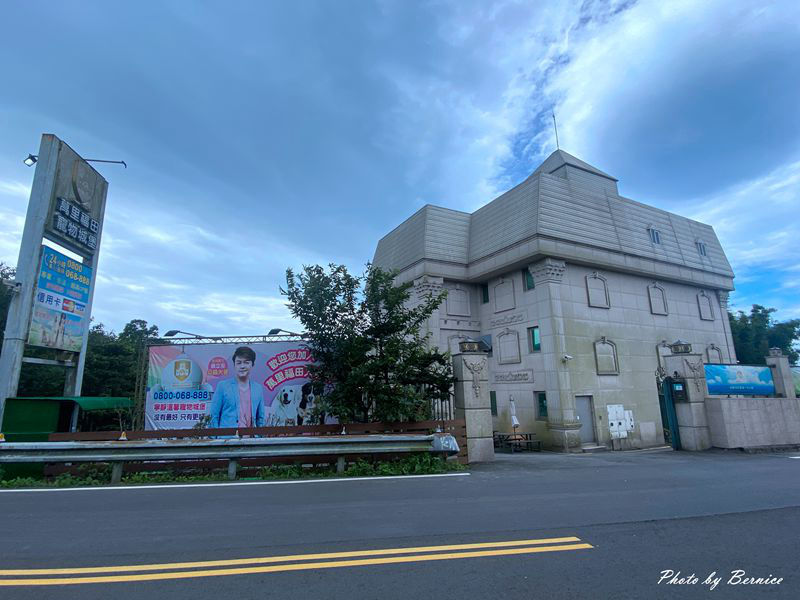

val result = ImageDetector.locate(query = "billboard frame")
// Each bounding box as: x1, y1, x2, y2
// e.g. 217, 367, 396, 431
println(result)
132, 333, 307, 430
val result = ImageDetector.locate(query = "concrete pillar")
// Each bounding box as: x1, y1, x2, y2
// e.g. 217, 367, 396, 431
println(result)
412, 275, 444, 348
453, 350, 494, 462
766, 348, 796, 399
663, 353, 711, 450
529, 258, 580, 451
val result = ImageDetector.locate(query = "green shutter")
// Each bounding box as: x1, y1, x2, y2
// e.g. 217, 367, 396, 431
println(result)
528, 326, 540, 352
523, 268, 535, 291
481, 283, 489, 303
537, 392, 548, 418
490, 391, 497, 416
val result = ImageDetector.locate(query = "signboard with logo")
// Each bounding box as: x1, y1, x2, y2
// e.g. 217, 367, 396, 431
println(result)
145, 342, 326, 430
704, 364, 776, 396
45, 152, 107, 258
27, 246, 93, 352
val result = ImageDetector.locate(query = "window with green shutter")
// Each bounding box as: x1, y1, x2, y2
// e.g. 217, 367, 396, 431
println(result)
490, 391, 497, 416
481, 283, 489, 304
522, 268, 535, 291
536, 392, 548, 420
527, 326, 540, 352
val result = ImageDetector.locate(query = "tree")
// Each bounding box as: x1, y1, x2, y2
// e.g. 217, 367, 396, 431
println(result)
729, 305, 800, 365
284, 264, 453, 423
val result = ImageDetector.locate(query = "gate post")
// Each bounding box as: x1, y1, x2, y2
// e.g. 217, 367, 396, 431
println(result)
663, 353, 711, 450
766, 348, 796, 399
453, 345, 494, 463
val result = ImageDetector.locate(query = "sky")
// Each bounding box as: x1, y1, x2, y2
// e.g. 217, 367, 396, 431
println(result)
1, 0, 798, 337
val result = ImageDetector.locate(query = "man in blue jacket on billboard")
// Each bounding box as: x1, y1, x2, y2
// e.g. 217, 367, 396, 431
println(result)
209, 346, 266, 428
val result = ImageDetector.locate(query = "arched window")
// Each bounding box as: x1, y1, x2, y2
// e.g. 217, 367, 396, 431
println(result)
497, 329, 521, 364
586, 272, 610, 308
594, 336, 619, 375
446, 287, 470, 316
648, 282, 668, 315
697, 290, 715, 321
493, 279, 515, 313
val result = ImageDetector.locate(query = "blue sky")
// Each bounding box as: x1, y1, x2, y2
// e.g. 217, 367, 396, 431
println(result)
1, 0, 798, 336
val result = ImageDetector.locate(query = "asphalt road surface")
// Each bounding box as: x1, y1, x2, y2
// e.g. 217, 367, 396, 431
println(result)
2, 448, 799, 599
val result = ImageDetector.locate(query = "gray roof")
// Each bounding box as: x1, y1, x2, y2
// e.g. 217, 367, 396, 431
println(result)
373, 150, 734, 289
532, 149, 617, 181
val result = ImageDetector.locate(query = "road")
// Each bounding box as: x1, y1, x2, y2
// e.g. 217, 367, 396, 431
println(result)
1, 449, 799, 599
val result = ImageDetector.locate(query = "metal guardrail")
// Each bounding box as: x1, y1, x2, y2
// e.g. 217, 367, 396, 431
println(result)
0, 433, 460, 483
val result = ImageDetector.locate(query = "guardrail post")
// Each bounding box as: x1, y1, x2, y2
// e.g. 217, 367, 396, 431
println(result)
336, 456, 345, 474
228, 459, 238, 480
111, 462, 123, 484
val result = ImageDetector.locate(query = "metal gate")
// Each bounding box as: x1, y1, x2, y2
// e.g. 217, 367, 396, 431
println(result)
658, 377, 681, 450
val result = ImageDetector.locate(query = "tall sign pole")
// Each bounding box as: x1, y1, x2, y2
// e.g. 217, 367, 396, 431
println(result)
0, 135, 108, 427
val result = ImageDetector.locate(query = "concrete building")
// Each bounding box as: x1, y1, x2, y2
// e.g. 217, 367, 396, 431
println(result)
373, 150, 736, 450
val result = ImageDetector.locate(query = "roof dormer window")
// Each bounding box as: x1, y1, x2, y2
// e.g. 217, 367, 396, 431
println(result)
696, 240, 707, 257
648, 226, 661, 245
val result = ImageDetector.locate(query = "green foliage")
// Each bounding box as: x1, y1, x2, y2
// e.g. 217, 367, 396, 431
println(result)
343, 454, 463, 477
283, 264, 454, 423
729, 305, 800, 365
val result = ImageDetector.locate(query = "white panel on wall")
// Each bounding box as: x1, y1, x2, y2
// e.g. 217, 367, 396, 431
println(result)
494, 279, 515, 313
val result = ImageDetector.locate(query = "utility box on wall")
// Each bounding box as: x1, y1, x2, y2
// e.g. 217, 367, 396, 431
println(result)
607, 404, 628, 439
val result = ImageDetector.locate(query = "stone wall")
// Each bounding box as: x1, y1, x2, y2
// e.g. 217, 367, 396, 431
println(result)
706, 397, 800, 449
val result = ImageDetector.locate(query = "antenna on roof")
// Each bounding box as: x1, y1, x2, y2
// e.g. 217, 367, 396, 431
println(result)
552, 111, 560, 150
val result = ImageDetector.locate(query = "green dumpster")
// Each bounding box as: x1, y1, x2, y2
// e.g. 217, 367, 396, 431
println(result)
1, 396, 132, 478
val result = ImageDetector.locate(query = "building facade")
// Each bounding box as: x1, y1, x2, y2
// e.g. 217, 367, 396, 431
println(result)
373, 150, 736, 449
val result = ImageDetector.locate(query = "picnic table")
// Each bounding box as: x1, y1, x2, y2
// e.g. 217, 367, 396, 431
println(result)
493, 432, 542, 452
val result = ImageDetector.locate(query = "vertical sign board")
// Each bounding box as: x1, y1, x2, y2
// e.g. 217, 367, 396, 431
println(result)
0, 135, 108, 427
28, 247, 93, 352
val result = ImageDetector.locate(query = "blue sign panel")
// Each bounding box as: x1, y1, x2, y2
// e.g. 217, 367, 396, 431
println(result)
27, 246, 93, 352
704, 364, 775, 396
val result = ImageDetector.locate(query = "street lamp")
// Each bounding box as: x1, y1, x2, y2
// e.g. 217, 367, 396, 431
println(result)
164, 330, 205, 339
23, 153, 127, 168
268, 328, 302, 336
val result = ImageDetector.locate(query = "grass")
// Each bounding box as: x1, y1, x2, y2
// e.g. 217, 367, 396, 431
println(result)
0, 455, 465, 489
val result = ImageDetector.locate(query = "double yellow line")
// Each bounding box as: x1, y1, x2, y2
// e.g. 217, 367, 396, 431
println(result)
0, 536, 592, 586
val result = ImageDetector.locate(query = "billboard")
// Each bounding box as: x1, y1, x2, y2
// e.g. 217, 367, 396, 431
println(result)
145, 341, 323, 430
27, 246, 93, 352
704, 364, 776, 396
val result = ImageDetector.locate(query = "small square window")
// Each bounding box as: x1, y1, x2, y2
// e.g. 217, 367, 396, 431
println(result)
696, 241, 707, 257
648, 227, 661, 244
522, 268, 535, 291
490, 391, 497, 416
481, 283, 489, 304
527, 326, 540, 352
536, 392, 548, 420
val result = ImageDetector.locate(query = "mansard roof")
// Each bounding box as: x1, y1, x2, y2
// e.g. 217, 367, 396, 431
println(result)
373, 151, 734, 290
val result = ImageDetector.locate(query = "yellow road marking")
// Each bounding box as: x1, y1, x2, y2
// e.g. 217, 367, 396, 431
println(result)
0, 536, 582, 575
0, 543, 593, 586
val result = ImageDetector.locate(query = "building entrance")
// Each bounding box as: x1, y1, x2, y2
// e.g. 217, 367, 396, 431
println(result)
575, 395, 596, 444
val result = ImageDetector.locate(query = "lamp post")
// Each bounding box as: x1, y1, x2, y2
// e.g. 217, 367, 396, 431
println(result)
164, 330, 205, 339
268, 328, 302, 336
